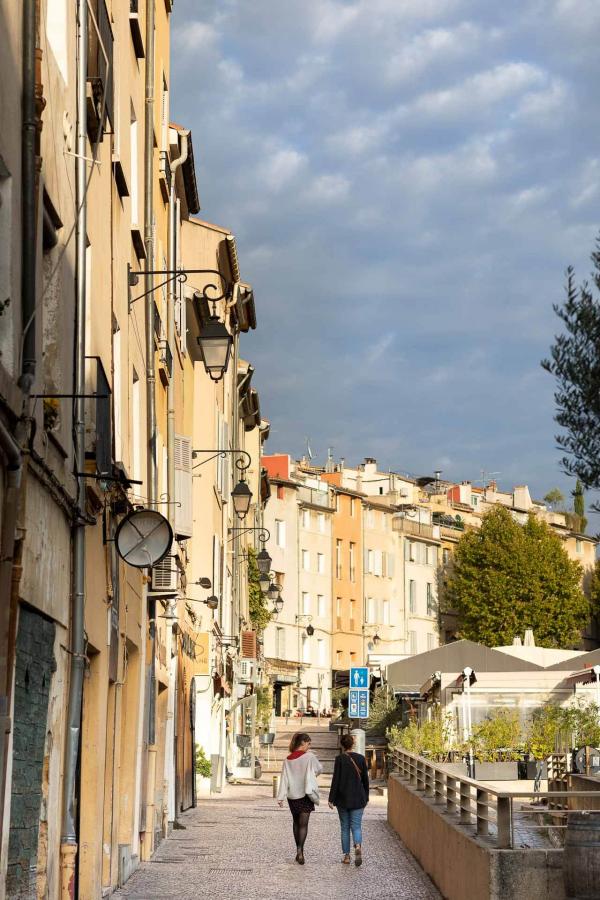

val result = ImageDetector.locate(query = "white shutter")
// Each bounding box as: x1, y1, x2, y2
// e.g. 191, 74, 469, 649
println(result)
388, 553, 395, 578
174, 434, 193, 537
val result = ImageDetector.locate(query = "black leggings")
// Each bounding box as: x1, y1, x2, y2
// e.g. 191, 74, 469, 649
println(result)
292, 810, 311, 851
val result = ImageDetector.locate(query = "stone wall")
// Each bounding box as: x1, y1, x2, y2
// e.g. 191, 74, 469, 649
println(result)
388, 773, 565, 900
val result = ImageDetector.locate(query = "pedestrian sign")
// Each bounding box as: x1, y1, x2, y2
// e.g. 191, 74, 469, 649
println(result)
349, 688, 369, 719
350, 667, 369, 689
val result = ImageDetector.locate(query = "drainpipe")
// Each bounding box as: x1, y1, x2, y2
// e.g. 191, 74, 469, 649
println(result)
19, 0, 37, 392
167, 131, 188, 527
166, 130, 187, 824
60, 0, 88, 894
142, 0, 157, 858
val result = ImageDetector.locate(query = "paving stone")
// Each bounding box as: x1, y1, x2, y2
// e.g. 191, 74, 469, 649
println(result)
114, 783, 440, 900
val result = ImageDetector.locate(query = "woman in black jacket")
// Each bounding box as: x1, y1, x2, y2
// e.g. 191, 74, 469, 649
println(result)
328, 733, 369, 866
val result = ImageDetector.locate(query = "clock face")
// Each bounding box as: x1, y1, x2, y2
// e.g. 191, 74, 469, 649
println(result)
115, 508, 173, 568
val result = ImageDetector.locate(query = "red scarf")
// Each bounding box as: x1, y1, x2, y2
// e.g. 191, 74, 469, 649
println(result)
287, 750, 306, 760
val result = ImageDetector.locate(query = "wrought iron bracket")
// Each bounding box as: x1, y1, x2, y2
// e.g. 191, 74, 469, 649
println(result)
127, 264, 233, 313
192, 449, 251, 473
227, 526, 270, 544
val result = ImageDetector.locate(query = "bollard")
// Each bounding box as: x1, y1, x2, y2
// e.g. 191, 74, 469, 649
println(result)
272, 775, 279, 798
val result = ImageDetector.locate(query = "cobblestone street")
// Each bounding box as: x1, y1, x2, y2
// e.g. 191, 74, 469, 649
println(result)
114, 783, 441, 900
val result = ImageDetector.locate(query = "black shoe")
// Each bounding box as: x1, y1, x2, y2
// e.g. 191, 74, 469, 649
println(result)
295, 850, 305, 865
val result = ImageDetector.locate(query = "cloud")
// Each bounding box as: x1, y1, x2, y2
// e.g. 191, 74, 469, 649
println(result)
171, 0, 600, 499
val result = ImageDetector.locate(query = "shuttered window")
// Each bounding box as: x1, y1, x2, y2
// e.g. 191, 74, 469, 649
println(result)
174, 434, 193, 537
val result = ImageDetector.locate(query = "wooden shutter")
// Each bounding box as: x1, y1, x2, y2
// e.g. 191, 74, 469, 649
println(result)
241, 630, 257, 659
174, 434, 193, 537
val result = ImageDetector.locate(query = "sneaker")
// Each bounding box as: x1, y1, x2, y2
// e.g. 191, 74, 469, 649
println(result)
355, 846, 362, 867
342, 854, 350, 864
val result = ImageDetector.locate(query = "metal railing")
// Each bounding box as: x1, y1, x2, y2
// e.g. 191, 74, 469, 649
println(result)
392, 748, 600, 850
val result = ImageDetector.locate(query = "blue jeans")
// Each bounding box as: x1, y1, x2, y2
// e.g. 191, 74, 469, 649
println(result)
337, 807, 364, 854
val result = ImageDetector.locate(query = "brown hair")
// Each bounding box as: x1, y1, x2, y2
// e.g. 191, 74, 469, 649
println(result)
340, 734, 355, 751
289, 732, 312, 753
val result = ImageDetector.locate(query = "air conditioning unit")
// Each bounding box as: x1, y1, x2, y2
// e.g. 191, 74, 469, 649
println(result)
149, 556, 178, 596
238, 659, 256, 684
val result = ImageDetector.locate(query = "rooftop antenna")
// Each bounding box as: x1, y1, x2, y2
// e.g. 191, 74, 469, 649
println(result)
305, 436, 314, 461
479, 470, 501, 490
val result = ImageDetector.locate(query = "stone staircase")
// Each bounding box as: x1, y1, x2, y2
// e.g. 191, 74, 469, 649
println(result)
259, 718, 339, 781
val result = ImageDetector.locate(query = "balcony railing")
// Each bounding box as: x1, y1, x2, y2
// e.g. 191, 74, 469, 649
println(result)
393, 517, 436, 539
297, 485, 334, 510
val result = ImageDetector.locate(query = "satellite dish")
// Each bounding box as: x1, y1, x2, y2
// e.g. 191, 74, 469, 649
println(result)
115, 508, 173, 568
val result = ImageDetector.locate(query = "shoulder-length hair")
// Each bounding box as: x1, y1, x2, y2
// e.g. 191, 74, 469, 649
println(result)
289, 732, 311, 753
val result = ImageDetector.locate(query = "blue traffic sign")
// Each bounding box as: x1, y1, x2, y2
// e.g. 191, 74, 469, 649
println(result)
349, 688, 369, 719
350, 667, 369, 689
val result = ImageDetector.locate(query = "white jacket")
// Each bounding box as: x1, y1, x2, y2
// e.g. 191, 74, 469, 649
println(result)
277, 750, 323, 801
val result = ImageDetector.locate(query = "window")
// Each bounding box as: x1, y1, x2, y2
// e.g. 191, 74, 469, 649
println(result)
336, 540, 342, 578
301, 508, 310, 529
387, 552, 395, 578
302, 635, 311, 663
318, 639, 326, 665
366, 508, 374, 528
131, 367, 141, 484
277, 484, 284, 500
130, 102, 138, 224
443, 548, 450, 565
47, 0, 69, 83
336, 597, 342, 618
350, 497, 355, 517
317, 553, 325, 574
276, 627, 285, 659
409, 580, 416, 614
349, 599, 356, 628
471, 495, 479, 507
275, 519, 286, 548
336, 649, 342, 665
317, 594, 325, 617
349, 651, 356, 663
112, 322, 122, 460
426, 583, 435, 617
349, 542, 356, 582
576, 539, 583, 553
383, 599, 390, 625
427, 633, 434, 651
427, 545, 438, 567
374, 550, 383, 577
409, 631, 417, 655
367, 549, 374, 574
404, 540, 413, 562
302, 592, 310, 615
318, 513, 325, 533
367, 597, 375, 624
302, 549, 310, 571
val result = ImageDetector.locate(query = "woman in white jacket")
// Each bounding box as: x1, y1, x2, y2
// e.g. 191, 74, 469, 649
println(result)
277, 732, 323, 864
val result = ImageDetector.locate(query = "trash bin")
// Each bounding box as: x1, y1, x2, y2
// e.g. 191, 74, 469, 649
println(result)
350, 728, 366, 757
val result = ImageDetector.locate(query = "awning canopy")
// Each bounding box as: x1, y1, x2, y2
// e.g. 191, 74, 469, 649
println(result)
565, 666, 600, 686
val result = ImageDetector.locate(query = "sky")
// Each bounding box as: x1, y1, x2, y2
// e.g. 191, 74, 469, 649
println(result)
171, 0, 600, 508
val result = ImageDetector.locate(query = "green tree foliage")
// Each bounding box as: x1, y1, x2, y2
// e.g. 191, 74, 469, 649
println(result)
247, 546, 273, 632
195, 744, 211, 777
388, 709, 454, 761
366, 686, 402, 735
542, 243, 600, 492
469, 709, 523, 761
544, 488, 565, 509
572, 479, 588, 533
255, 685, 273, 732
444, 506, 586, 647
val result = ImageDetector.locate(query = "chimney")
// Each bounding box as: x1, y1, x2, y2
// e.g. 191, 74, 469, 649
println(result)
512, 636, 522, 646
523, 629, 535, 647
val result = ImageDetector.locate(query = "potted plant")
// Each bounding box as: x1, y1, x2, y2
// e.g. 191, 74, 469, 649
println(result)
468, 709, 523, 779
195, 743, 212, 797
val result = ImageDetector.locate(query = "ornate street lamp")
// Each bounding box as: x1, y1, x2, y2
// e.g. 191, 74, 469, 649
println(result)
267, 581, 282, 602
231, 478, 253, 520
196, 314, 233, 382
306, 623, 315, 637
256, 547, 272, 575
372, 632, 381, 646
273, 596, 284, 614
259, 573, 271, 595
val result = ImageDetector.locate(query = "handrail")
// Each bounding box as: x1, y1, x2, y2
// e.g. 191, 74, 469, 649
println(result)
391, 748, 600, 849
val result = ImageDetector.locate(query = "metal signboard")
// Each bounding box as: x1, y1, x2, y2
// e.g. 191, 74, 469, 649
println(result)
349, 688, 369, 719
350, 667, 369, 689
349, 689, 360, 718
359, 690, 369, 718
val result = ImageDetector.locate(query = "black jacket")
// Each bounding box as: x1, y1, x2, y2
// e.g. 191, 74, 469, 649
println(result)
328, 751, 369, 810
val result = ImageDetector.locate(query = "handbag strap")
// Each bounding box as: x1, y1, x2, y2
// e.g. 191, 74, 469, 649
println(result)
346, 752, 362, 780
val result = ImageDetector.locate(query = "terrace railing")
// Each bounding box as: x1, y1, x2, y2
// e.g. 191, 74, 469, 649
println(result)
391, 748, 600, 850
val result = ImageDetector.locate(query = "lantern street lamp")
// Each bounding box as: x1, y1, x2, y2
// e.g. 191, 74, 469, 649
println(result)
231, 478, 252, 520
256, 547, 272, 575
259, 573, 271, 595
197, 314, 233, 382
205, 595, 219, 611
267, 581, 282, 602
273, 596, 284, 614
306, 623, 315, 637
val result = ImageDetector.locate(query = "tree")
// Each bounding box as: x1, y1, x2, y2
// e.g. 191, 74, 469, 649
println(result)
544, 488, 565, 509
542, 239, 600, 494
572, 479, 588, 533
247, 546, 272, 632
443, 506, 587, 647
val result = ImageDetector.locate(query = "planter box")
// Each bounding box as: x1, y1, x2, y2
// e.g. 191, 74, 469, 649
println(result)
441, 761, 519, 780
195, 775, 211, 797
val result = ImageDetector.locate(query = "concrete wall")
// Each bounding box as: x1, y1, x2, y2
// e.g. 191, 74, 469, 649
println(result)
387, 774, 566, 900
